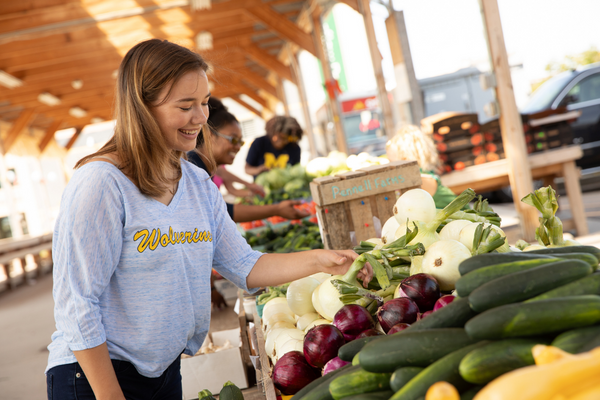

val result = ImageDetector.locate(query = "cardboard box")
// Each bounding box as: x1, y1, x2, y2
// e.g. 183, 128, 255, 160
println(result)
181, 328, 249, 399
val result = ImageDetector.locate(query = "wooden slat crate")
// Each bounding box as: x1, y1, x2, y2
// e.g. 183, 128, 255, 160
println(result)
309, 161, 422, 249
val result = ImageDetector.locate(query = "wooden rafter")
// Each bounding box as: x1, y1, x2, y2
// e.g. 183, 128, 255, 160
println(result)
232, 95, 262, 116
64, 127, 83, 150
38, 118, 64, 152
240, 42, 293, 82
2, 108, 37, 153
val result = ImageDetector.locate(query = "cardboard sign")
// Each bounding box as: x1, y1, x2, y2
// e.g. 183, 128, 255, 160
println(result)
310, 161, 421, 206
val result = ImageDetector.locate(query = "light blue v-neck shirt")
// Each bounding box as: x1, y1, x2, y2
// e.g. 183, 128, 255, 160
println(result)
47, 160, 262, 377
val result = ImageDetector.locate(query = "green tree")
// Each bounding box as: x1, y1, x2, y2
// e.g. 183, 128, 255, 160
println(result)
531, 46, 600, 92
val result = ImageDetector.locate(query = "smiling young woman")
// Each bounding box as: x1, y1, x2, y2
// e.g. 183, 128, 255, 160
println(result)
46, 39, 371, 400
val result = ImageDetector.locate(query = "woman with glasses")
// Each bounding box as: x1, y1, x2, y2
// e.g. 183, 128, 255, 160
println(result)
188, 97, 308, 222
245, 115, 303, 178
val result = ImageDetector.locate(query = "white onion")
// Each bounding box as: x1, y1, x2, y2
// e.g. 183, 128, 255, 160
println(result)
490, 225, 510, 253
262, 302, 295, 328
262, 297, 290, 319
286, 277, 320, 316
274, 328, 305, 357
523, 244, 546, 251
265, 328, 290, 357
304, 318, 331, 333
265, 312, 296, 331
276, 338, 304, 361
310, 272, 332, 284
366, 238, 383, 247
381, 217, 400, 245
421, 240, 472, 291
440, 220, 474, 241
396, 221, 440, 249
315, 276, 345, 321
458, 223, 484, 251
265, 321, 296, 336
393, 189, 437, 225
296, 312, 320, 331
410, 255, 424, 275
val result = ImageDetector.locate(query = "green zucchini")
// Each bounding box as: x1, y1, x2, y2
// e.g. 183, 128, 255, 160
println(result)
465, 295, 600, 340
579, 333, 600, 353
526, 272, 600, 302
359, 328, 477, 373
458, 252, 553, 276
526, 245, 600, 262
468, 259, 593, 312
338, 336, 380, 362
352, 352, 361, 366
460, 386, 484, 400
403, 297, 477, 332
458, 338, 543, 384
219, 382, 244, 400
291, 364, 354, 400
389, 341, 488, 400
329, 368, 392, 400
341, 391, 395, 400
455, 258, 561, 297
390, 367, 424, 392
551, 325, 600, 353
198, 390, 216, 400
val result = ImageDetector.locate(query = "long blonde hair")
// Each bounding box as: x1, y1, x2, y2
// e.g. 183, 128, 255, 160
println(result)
76, 39, 215, 196
386, 125, 440, 172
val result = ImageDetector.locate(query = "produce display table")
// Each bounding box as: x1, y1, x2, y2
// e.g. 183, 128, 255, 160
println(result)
440, 145, 589, 236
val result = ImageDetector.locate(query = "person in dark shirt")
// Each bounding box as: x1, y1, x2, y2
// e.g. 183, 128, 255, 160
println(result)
245, 115, 302, 178
188, 98, 308, 222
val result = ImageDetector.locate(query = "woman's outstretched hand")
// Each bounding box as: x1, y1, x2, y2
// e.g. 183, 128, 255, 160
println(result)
313, 249, 373, 287
276, 200, 310, 220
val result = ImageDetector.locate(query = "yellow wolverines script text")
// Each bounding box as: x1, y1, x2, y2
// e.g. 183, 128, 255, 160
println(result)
133, 227, 212, 253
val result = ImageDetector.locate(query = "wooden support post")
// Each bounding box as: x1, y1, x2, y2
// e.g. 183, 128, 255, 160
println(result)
3, 108, 37, 154
480, 0, 538, 241
312, 9, 348, 155
277, 77, 289, 116
38, 119, 63, 152
290, 51, 317, 158
65, 127, 82, 150
385, 10, 425, 125
359, 0, 395, 138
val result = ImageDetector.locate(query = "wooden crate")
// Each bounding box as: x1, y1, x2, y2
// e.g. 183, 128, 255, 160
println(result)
310, 161, 422, 249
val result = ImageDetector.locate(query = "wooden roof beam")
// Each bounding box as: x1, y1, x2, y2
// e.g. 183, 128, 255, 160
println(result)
64, 127, 83, 151
244, 0, 317, 57
240, 43, 293, 82
231, 95, 262, 116
2, 108, 37, 154
38, 118, 64, 153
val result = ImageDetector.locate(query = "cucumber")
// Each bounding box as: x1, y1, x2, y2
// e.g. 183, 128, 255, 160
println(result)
341, 391, 395, 400
352, 352, 360, 366
359, 328, 477, 373
403, 297, 477, 332
338, 336, 380, 362
465, 295, 600, 340
458, 338, 543, 384
460, 386, 484, 400
468, 259, 593, 312
291, 364, 355, 400
458, 252, 553, 275
579, 332, 600, 352
551, 325, 600, 353
455, 258, 561, 297
329, 368, 392, 400
526, 272, 600, 302
389, 341, 488, 400
390, 367, 424, 392
526, 245, 600, 262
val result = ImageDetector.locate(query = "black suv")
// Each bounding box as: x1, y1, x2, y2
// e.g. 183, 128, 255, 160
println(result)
520, 62, 600, 171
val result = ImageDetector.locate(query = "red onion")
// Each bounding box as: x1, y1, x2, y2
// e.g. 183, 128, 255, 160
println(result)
272, 351, 321, 395
434, 295, 456, 311
304, 324, 346, 368
387, 323, 411, 335
356, 328, 385, 339
376, 298, 419, 333
421, 310, 434, 318
397, 273, 441, 312
333, 305, 375, 342
323, 356, 351, 375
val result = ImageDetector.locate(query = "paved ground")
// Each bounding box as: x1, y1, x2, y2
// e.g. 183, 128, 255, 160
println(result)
1, 194, 600, 400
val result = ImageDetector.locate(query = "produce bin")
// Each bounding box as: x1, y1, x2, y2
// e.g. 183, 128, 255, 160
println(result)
310, 161, 421, 249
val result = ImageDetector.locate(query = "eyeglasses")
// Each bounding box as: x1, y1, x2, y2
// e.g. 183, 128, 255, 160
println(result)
210, 127, 245, 146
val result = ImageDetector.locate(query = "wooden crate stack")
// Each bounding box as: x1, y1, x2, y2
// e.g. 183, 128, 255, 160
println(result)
309, 161, 422, 250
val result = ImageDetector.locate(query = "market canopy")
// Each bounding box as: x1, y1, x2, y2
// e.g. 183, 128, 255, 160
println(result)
0, 0, 359, 153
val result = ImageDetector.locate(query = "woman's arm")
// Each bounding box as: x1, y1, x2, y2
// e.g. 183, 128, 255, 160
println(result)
420, 174, 439, 196
233, 200, 309, 223
245, 163, 269, 177
247, 249, 368, 289
217, 167, 265, 197
73, 343, 126, 400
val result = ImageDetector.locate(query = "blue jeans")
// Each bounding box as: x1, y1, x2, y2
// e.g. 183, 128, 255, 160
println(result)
46, 357, 182, 400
